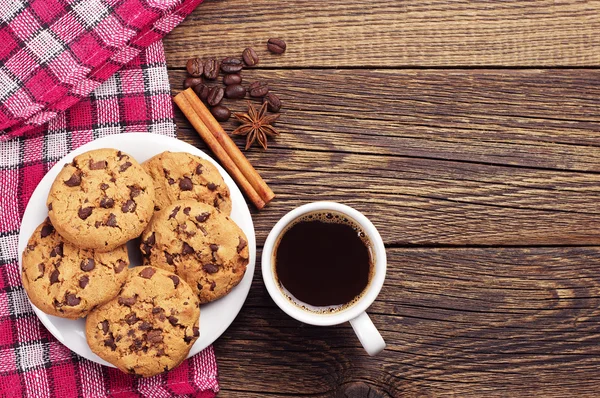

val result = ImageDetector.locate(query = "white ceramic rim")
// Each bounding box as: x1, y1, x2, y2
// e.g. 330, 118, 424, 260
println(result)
261, 201, 386, 326
17, 133, 256, 366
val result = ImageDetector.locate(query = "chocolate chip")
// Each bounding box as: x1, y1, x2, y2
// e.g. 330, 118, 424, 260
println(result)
127, 329, 135, 337
121, 200, 136, 213
100, 320, 109, 334
146, 232, 156, 246
152, 307, 163, 314
100, 183, 109, 190
203, 264, 219, 274
125, 313, 139, 325
193, 327, 199, 337
168, 316, 178, 326
140, 267, 156, 279
51, 243, 63, 257
139, 321, 152, 331
115, 259, 127, 273
119, 162, 132, 172
195, 212, 210, 223
210, 281, 216, 291
168, 275, 179, 288
89, 160, 107, 170
78, 207, 93, 220
199, 226, 208, 236
183, 207, 191, 215
50, 270, 59, 284
128, 185, 141, 198
196, 283, 203, 291
237, 236, 247, 253
179, 177, 193, 191
104, 335, 116, 351
65, 293, 80, 306
95, 221, 101, 228
146, 329, 163, 343
169, 206, 181, 220
79, 275, 89, 288
209, 244, 219, 252
168, 178, 175, 185
130, 339, 143, 351
207, 182, 217, 191
47, 203, 53, 211
99, 197, 114, 208
184, 335, 194, 343
64, 173, 81, 187
157, 348, 165, 356
106, 213, 117, 227
195, 164, 203, 174
80, 258, 95, 272
118, 296, 136, 306
165, 252, 174, 265
40, 224, 54, 238
117, 151, 125, 160
37, 263, 44, 274
182, 242, 194, 255
110, 177, 116, 183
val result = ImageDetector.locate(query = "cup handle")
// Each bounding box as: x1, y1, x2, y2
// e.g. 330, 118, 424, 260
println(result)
349, 312, 386, 356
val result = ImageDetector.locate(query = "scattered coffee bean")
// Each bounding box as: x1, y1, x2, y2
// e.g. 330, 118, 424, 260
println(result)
186, 58, 203, 77
207, 86, 224, 106
211, 105, 231, 122
184, 77, 203, 89
249, 81, 269, 97
224, 84, 246, 99
267, 38, 286, 54
203, 58, 219, 79
242, 47, 259, 66
263, 92, 282, 112
223, 73, 242, 86
221, 57, 243, 73
193, 84, 210, 102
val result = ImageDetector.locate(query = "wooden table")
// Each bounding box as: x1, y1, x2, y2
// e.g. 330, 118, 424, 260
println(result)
164, 1, 600, 396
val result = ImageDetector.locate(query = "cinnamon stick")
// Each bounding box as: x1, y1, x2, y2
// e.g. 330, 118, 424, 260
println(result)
182, 88, 276, 205
173, 92, 266, 209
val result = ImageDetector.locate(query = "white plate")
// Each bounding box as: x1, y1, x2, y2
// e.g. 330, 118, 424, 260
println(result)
17, 133, 256, 367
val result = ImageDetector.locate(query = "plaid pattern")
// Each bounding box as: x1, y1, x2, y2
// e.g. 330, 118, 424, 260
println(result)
0, 0, 201, 139
0, 0, 221, 396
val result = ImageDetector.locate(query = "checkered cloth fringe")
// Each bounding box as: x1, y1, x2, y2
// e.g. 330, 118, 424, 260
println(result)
0, 0, 220, 397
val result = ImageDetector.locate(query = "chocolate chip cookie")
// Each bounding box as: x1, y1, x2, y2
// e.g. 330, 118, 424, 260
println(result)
47, 148, 155, 252
140, 200, 249, 304
21, 219, 129, 319
86, 266, 200, 377
142, 151, 231, 215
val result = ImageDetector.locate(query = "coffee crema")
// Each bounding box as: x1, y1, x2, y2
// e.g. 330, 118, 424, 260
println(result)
273, 211, 373, 313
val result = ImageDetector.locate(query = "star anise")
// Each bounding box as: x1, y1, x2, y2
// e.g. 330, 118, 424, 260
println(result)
232, 101, 280, 150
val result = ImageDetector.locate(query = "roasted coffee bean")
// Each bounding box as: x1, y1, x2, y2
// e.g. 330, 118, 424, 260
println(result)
224, 84, 246, 99
223, 73, 242, 86
242, 47, 259, 66
184, 77, 203, 89
220, 57, 243, 73
193, 84, 210, 102
203, 58, 219, 80
267, 38, 286, 54
263, 92, 282, 112
210, 105, 231, 122
248, 81, 269, 97
186, 58, 203, 77
207, 86, 224, 106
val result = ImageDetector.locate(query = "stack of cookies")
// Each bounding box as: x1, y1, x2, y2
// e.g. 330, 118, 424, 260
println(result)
21, 148, 249, 377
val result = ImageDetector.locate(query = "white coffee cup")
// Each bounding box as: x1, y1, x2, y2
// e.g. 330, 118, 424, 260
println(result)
262, 202, 386, 356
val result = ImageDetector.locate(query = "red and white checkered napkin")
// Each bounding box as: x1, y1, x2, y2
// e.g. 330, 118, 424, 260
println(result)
0, 0, 221, 397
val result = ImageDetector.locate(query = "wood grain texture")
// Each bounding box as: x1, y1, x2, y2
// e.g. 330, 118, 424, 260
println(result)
170, 69, 600, 172
168, 69, 600, 246
214, 247, 600, 397
164, 0, 600, 67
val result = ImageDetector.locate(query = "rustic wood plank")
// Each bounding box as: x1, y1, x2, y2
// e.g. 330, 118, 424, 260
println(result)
214, 247, 600, 397
164, 0, 600, 67
169, 69, 600, 172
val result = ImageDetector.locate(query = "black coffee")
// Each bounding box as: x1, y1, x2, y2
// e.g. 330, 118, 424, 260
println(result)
274, 212, 372, 311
